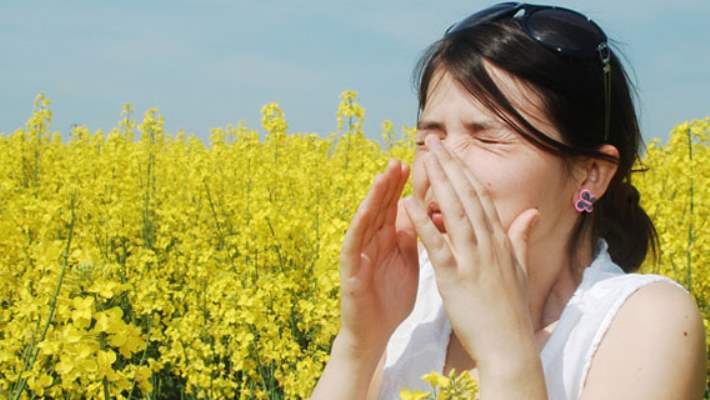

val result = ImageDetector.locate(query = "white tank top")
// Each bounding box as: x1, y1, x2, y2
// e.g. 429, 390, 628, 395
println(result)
378, 239, 687, 400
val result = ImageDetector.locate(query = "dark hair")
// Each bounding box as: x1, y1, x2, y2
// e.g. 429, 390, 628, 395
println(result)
412, 17, 658, 273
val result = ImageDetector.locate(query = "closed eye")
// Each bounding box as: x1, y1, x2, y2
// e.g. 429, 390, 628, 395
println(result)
415, 135, 501, 147
414, 126, 512, 148
472, 127, 516, 144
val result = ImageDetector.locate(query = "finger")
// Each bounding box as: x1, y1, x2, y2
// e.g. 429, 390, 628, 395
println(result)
402, 197, 456, 271
507, 208, 540, 278
385, 163, 410, 227
363, 159, 400, 242
446, 145, 505, 237
372, 162, 410, 263
426, 135, 491, 250
396, 196, 415, 233
341, 172, 388, 276
424, 148, 478, 253
395, 196, 418, 265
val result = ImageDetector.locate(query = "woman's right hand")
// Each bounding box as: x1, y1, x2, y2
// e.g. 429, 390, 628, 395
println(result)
336, 159, 420, 356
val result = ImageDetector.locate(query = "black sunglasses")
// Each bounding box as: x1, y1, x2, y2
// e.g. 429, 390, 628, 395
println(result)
444, 2, 612, 142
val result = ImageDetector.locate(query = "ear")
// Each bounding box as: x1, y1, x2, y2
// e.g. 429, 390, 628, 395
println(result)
573, 144, 619, 200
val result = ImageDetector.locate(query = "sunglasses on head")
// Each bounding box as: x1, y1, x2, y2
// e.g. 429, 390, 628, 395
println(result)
444, 2, 612, 142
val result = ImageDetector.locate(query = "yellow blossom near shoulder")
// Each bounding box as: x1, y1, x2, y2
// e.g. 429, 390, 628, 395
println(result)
400, 388, 432, 400
422, 371, 450, 389
400, 369, 479, 400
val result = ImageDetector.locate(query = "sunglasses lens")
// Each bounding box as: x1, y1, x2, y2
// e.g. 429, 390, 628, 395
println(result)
445, 2, 519, 35
526, 9, 606, 57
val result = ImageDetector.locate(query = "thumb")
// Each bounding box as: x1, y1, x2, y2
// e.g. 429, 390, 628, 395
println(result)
506, 208, 540, 277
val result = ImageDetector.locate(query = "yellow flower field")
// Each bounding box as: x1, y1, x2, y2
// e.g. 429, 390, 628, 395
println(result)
0, 92, 707, 399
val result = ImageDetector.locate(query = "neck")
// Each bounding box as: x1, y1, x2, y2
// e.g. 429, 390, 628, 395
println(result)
526, 231, 594, 333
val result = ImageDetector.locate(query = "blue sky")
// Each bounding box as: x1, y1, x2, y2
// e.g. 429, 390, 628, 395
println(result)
2, 0, 709, 147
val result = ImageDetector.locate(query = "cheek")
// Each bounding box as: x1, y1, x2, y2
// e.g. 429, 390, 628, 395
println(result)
476, 170, 522, 228
491, 186, 539, 231
474, 159, 563, 230
451, 159, 524, 232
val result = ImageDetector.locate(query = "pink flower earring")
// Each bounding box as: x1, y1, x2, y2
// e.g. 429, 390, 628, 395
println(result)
574, 188, 597, 213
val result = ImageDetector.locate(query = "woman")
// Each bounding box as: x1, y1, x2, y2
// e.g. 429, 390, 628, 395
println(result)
311, 3, 706, 399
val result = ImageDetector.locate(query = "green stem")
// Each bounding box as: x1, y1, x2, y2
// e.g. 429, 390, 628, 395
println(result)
127, 316, 153, 400
203, 179, 225, 249
103, 376, 110, 400
12, 193, 77, 400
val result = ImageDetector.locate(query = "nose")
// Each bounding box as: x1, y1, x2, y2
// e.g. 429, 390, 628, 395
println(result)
422, 137, 463, 163
420, 138, 457, 194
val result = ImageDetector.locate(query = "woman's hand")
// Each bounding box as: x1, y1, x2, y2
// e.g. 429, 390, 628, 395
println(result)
402, 135, 541, 370
312, 160, 416, 400
337, 159, 419, 356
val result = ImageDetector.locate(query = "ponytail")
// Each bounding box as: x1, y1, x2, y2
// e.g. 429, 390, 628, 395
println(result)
593, 177, 659, 272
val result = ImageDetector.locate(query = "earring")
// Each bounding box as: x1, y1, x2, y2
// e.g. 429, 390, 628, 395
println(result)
574, 188, 597, 213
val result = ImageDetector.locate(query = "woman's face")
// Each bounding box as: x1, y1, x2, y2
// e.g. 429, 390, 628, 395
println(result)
412, 62, 577, 238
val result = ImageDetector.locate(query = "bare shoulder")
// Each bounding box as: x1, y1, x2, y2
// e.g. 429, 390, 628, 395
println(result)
580, 279, 707, 400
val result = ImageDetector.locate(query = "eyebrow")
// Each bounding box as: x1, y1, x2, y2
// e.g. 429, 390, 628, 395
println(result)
416, 119, 499, 133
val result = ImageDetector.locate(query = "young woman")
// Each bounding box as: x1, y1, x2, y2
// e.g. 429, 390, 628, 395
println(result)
311, 3, 707, 399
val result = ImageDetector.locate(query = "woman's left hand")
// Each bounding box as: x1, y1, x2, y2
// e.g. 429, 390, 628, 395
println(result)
403, 135, 541, 370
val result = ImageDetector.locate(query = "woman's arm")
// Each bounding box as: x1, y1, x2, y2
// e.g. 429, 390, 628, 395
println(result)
466, 281, 707, 400
472, 336, 548, 400
579, 281, 707, 399
310, 333, 384, 400
367, 350, 387, 400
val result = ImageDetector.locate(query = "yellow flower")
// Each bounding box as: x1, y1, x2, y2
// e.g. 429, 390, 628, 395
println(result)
70, 295, 94, 329
0, 93, 705, 399
400, 388, 432, 400
421, 371, 450, 388
27, 373, 53, 396
108, 323, 145, 357
92, 307, 124, 334
97, 349, 117, 379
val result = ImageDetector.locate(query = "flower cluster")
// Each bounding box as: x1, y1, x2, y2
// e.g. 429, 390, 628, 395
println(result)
400, 369, 479, 400
633, 117, 710, 397
0, 92, 706, 399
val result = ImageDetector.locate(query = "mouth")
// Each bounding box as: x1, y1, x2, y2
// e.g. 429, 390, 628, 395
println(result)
427, 201, 446, 233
